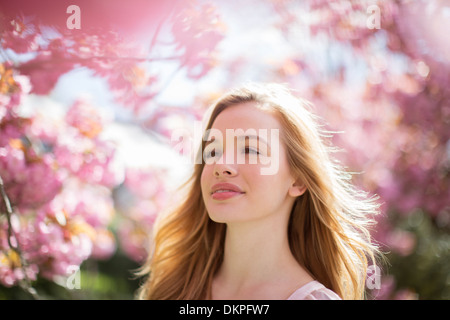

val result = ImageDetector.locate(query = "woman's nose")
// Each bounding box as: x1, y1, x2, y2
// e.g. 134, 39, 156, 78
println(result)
213, 153, 238, 177
214, 167, 237, 177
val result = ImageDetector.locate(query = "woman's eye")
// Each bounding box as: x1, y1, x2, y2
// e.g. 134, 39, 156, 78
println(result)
205, 149, 221, 158
205, 149, 214, 158
244, 147, 259, 155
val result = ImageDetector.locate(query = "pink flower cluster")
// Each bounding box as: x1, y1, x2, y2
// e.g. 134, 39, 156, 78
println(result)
0, 83, 121, 287
0, 216, 39, 287
115, 168, 169, 263
0, 143, 64, 210
171, 1, 225, 79
0, 18, 39, 54
0, 182, 116, 287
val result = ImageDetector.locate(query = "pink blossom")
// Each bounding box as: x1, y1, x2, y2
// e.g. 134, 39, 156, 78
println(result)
75, 141, 123, 188
369, 275, 396, 300
66, 100, 105, 139
117, 220, 151, 263
0, 217, 39, 287
115, 168, 169, 262
30, 209, 94, 279
91, 229, 116, 260
171, 2, 225, 79
393, 288, 419, 300
0, 144, 63, 210
0, 19, 39, 54
385, 229, 416, 257
17, 51, 75, 95
124, 168, 161, 199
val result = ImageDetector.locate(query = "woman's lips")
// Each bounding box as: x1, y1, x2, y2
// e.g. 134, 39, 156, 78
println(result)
211, 182, 245, 200
211, 190, 245, 200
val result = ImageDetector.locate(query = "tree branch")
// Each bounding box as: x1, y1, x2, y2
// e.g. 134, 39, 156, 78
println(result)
0, 175, 40, 299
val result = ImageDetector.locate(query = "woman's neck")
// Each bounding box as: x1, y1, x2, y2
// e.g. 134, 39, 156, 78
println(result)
212, 217, 313, 299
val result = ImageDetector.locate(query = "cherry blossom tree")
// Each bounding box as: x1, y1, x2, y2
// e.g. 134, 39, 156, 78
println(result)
0, 0, 224, 298
1, 0, 448, 299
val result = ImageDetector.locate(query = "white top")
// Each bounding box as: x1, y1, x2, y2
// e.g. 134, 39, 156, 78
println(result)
286, 280, 341, 300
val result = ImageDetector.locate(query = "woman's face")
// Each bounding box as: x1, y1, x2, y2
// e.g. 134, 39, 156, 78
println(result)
200, 102, 305, 224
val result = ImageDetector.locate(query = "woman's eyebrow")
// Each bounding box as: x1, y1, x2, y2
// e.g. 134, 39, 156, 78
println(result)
237, 135, 269, 147
204, 134, 270, 148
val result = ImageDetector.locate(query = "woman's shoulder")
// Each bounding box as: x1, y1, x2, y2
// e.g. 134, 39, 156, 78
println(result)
286, 280, 341, 300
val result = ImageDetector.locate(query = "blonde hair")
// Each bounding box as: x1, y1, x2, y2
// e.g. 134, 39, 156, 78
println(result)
137, 83, 381, 300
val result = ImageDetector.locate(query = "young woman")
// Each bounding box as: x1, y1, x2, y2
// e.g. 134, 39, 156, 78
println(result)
137, 83, 381, 300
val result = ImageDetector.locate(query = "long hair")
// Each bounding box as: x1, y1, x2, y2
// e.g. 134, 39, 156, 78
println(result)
137, 83, 381, 300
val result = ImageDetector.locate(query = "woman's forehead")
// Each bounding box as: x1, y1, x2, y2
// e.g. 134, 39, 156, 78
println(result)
211, 102, 281, 131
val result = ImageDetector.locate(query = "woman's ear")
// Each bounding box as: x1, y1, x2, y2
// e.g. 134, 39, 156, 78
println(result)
288, 180, 307, 197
